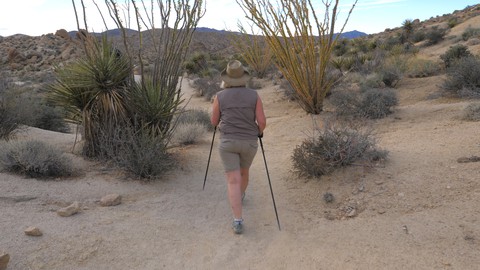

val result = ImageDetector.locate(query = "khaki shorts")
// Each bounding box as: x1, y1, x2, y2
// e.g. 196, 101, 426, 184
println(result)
219, 138, 258, 172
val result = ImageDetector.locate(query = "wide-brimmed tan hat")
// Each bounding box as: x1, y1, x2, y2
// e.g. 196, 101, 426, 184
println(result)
220, 60, 251, 87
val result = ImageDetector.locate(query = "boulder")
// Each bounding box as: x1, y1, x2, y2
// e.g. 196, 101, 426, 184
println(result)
55, 29, 71, 41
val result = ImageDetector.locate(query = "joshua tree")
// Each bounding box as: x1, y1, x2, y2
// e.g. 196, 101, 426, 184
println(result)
237, 0, 357, 114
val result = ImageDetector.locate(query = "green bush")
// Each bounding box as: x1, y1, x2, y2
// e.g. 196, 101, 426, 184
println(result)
0, 140, 74, 178
462, 103, 480, 121
440, 44, 472, 68
331, 88, 398, 119
0, 76, 20, 140
292, 121, 387, 178
442, 56, 480, 97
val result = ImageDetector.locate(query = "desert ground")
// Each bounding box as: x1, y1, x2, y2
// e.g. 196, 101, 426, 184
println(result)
1, 70, 479, 269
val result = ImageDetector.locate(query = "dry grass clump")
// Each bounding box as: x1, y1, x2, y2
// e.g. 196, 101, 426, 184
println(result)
407, 58, 443, 78
292, 121, 387, 178
190, 76, 222, 102
172, 108, 210, 145
462, 103, 480, 121
172, 123, 207, 145
0, 140, 74, 178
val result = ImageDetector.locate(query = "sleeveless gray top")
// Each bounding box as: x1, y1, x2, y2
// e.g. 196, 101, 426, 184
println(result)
217, 87, 259, 140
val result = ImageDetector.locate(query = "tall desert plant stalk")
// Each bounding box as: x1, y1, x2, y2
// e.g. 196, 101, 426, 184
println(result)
237, 0, 357, 114
231, 24, 273, 78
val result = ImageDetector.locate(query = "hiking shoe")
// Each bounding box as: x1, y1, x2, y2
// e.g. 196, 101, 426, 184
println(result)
232, 219, 244, 234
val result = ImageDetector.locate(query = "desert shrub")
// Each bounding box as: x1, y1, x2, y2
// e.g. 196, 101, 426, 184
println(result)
0, 103, 20, 140
407, 58, 442, 78
175, 108, 212, 131
442, 56, 480, 97
462, 27, 480, 41
411, 30, 426, 43
425, 28, 447, 45
0, 76, 20, 140
359, 73, 384, 90
379, 57, 407, 88
331, 88, 397, 119
190, 77, 222, 102
0, 140, 74, 178
462, 103, 480, 121
278, 78, 298, 101
447, 17, 459, 28
172, 122, 207, 145
360, 88, 398, 119
96, 123, 174, 179
292, 121, 388, 178
440, 44, 472, 68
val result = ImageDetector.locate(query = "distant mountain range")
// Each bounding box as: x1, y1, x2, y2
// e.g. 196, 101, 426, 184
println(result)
68, 27, 367, 39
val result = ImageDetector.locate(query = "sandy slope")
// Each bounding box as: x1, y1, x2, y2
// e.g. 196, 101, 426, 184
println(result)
1, 74, 479, 269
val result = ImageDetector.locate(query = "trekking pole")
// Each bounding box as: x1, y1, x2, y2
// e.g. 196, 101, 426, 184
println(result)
259, 136, 281, 231
203, 126, 216, 190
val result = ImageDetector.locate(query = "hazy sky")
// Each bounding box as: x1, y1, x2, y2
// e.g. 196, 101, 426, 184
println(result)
0, 0, 478, 37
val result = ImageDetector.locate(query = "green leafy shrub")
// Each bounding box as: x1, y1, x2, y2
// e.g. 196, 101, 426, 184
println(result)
292, 121, 387, 178
331, 88, 398, 119
440, 44, 472, 68
462, 103, 480, 121
0, 140, 74, 178
442, 56, 480, 97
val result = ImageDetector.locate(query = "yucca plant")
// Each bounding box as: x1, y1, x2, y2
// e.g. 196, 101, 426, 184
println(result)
48, 37, 132, 157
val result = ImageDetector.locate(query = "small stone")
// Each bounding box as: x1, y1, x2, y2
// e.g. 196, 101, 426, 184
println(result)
375, 180, 384, 185
346, 208, 357, 217
323, 192, 334, 203
100, 194, 122, 207
0, 252, 10, 270
57, 201, 81, 217
24, 226, 43, 236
